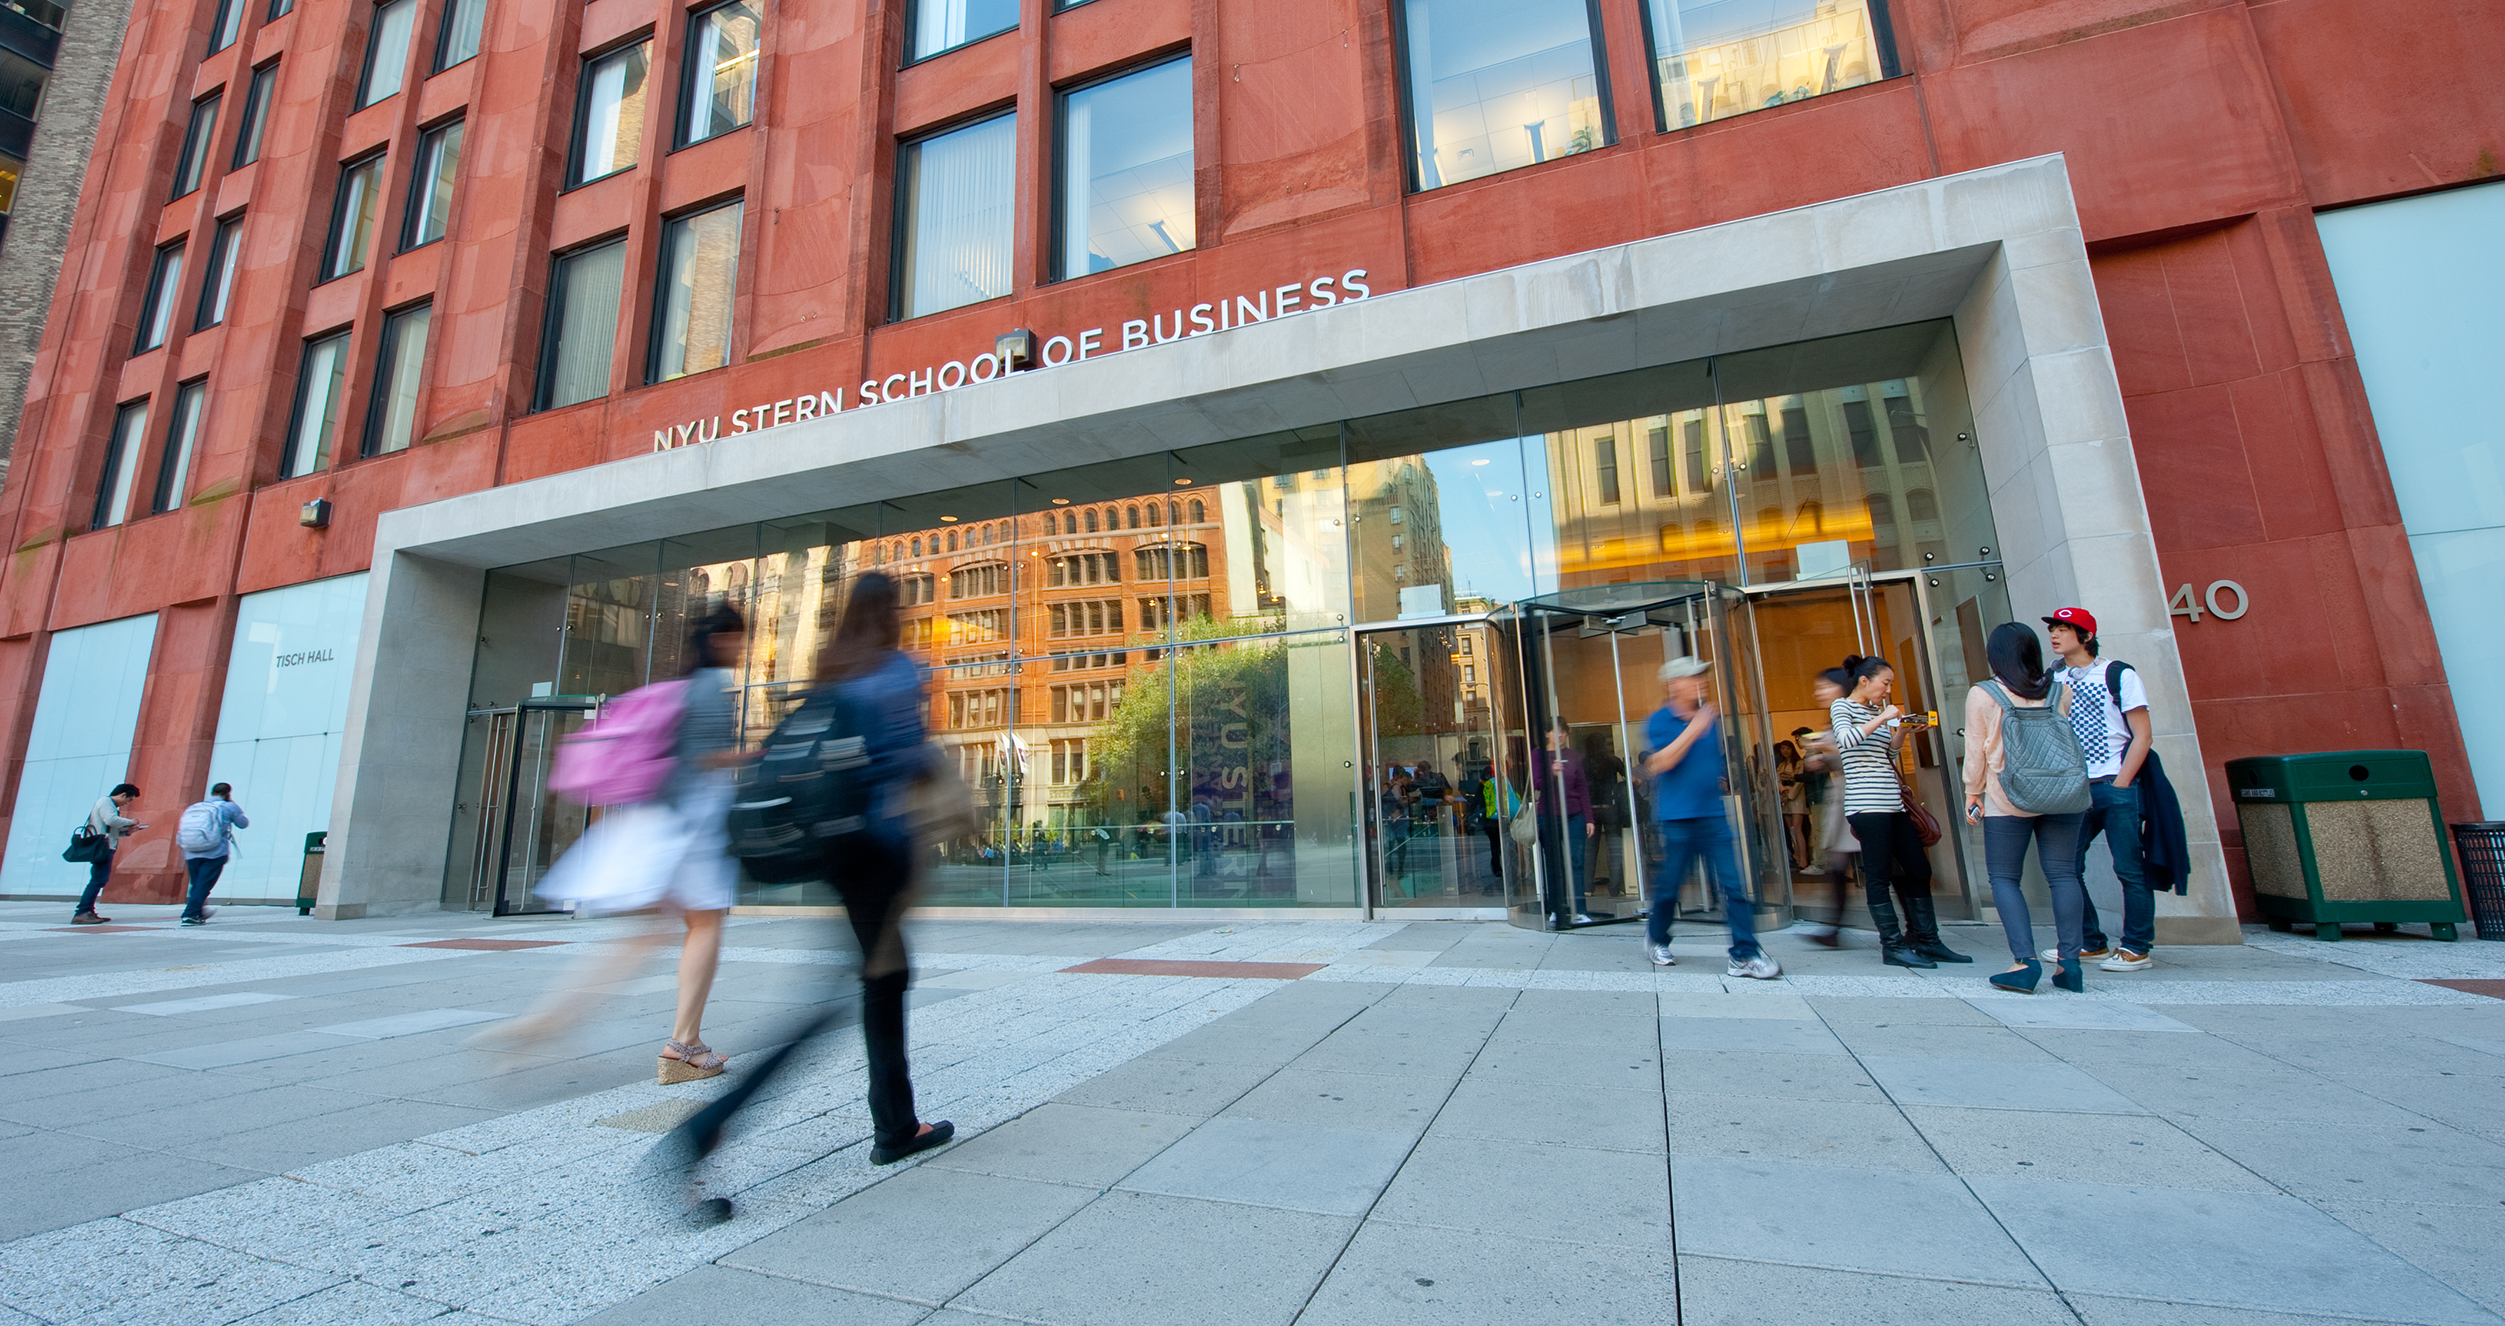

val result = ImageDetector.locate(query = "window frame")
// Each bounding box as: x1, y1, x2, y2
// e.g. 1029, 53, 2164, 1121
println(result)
266, 0, 293, 19
645, 196, 745, 385
399, 117, 462, 250
231, 62, 278, 169
152, 379, 207, 514
1388, 0, 1618, 195
93, 400, 148, 530
533, 235, 629, 412
674, 0, 759, 150
361, 301, 432, 457
1050, 51, 1194, 284
1637, 0, 1903, 134
170, 91, 221, 200
281, 330, 352, 478
432, 0, 485, 74
901, 0, 1018, 68
321, 152, 385, 282
134, 241, 185, 354
888, 107, 1017, 324
567, 38, 653, 189
194, 214, 242, 331
208, 0, 246, 53
356, 0, 419, 109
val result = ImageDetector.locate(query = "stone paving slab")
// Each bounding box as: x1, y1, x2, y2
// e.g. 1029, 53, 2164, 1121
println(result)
3, 904, 2503, 1325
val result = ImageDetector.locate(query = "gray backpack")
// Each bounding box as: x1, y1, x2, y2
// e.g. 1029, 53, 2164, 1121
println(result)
1986, 681, 2092, 814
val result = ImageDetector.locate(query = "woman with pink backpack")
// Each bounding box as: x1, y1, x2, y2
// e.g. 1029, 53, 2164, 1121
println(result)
498, 605, 749, 1083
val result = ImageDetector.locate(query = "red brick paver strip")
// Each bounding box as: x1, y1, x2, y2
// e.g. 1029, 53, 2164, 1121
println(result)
1059, 958, 1324, 979
2420, 979, 2505, 1000
400, 938, 570, 951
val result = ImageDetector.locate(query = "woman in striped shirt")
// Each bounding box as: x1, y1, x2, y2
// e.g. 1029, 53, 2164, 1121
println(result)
1830, 655, 1970, 969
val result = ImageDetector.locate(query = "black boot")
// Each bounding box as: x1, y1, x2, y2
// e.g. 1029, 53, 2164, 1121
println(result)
1868, 896, 1935, 968
1903, 895, 1972, 963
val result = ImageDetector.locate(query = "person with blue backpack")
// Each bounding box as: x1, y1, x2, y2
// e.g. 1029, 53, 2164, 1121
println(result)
176, 783, 249, 926
1961, 623, 2093, 992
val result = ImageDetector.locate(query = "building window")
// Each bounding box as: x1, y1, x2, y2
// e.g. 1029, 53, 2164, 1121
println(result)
1683, 416, 1710, 490
434, 0, 484, 72
1397, 0, 1608, 192
134, 242, 184, 353
1884, 391, 1928, 461
172, 93, 220, 199
1594, 434, 1620, 503
267, 0, 292, 19
1134, 542, 1208, 581
906, 0, 1015, 63
898, 572, 935, 605
1645, 0, 1893, 131
363, 303, 430, 456
284, 332, 350, 477
571, 42, 650, 186
232, 63, 277, 168
195, 215, 241, 330
208, 0, 245, 52
1055, 55, 1193, 280
893, 113, 1014, 321
402, 119, 462, 249
0, 154, 20, 244
1647, 423, 1671, 498
678, 1, 759, 147
537, 238, 626, 409
94, 401, 147, 529
1782, 405, 1816, 474
648, 200, 741, 383
1842, 397, 1881, 468
154, 380, 206, 513
358, 0, 417, 108
949, 562, 1007, 598
324, 154, 384, 279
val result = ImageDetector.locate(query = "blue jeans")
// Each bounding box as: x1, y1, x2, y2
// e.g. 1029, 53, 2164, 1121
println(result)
182, 855, 228, 919
76, 849, 112, 916
2075, 778, 2154, 953
1647, 816, 1759, 960
1986, 813, 2086, 963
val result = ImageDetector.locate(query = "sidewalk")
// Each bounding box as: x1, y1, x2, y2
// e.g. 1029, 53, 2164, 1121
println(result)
2, 900, 2502, 1325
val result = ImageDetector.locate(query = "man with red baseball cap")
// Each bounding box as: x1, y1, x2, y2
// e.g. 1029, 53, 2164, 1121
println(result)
2041, 606, 2157, 970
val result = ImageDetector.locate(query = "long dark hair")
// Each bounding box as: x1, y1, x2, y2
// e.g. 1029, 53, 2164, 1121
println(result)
817, 572, 900, 684
681, 604, 746, 678
1986, 622, 2053, 700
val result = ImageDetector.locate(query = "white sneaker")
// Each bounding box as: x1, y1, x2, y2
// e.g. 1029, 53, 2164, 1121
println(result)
2099, 948, 2154, 971
1649, 944, 1677, 967
1572, 913, 1595, 925
1727, 954, 1782, 980
2042, 945, 2112, 963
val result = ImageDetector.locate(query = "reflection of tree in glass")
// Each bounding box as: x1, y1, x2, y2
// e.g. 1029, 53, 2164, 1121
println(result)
1080, 613, 1315, 825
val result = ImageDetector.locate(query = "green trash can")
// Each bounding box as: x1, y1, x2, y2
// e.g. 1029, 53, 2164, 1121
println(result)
296, 831, 326, 916
2224, 751, 2464, 941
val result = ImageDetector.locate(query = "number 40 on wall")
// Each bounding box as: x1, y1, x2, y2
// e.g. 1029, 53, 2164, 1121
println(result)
2170, 580, 2248, 624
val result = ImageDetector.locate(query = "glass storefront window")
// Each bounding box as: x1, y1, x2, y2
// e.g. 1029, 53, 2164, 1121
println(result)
572, 43, 650, 186
536, 239, 625, 409
650, 200, 742, 383
1056, 56, 1194, 279
895, 113, 1015, 320
906, 0, 1016, 63
1645, 0, 1896, 131
679, 1, 759, 147
1398, 0, 1609, 192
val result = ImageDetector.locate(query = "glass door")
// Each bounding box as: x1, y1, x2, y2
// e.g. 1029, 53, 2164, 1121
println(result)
481, 697, 596, 916
1360, 622, 1509, 909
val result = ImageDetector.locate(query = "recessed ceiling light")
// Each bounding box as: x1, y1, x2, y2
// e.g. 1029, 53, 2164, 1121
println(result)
939, 515, 959, 523
1471, 458, 1491, 466
1172, 478, 1192, 486
1050, 498, 1071, 506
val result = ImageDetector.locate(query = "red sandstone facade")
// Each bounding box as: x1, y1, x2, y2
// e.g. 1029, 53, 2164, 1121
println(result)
3, 0, 2498, 907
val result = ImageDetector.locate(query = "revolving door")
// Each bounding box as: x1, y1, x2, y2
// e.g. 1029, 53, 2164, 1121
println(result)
1500, 582, 1787, 934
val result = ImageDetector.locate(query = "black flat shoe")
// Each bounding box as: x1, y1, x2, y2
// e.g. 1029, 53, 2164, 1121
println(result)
871, 1119, 954, 1165
1913, 939, 1973, 964
1882, 944, 1937, 969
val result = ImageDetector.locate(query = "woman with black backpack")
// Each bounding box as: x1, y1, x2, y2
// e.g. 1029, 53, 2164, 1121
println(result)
1963, 622, 2093, 992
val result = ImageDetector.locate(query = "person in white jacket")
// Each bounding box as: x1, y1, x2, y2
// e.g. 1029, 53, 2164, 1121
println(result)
73, 783, 144, 924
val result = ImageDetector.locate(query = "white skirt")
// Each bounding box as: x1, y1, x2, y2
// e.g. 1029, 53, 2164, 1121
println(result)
542, 775, 737, 914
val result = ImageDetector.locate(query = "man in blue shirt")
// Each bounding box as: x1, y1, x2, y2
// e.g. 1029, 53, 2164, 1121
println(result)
1643, 658, 1778, 979
178, 783, 249, 926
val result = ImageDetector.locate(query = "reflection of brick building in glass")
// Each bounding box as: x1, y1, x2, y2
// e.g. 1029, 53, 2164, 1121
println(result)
860, 489, 1228, 835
